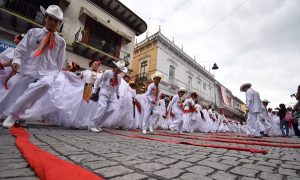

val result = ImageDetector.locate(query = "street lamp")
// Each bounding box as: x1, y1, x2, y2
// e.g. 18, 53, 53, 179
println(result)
212, 63, 219, 70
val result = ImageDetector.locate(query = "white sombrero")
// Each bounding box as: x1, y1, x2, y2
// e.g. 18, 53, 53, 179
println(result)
262, 99, 270, 103
40, 5, 65, 21
151, 71, 163, 80
240, 83, 252, 92
113, 60, 128, 73
178, 87, 186, 93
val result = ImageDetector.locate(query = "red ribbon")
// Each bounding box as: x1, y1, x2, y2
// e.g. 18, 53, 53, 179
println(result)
10, 127, 103, 180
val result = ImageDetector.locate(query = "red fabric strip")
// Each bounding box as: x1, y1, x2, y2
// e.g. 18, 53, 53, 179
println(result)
161, 131, 299, 144
104, 130, 268, 154
154, 132, 300, 148
10, 127, 103, 180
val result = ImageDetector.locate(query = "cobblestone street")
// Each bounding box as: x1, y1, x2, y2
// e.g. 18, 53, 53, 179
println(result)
1, 125, 300, 180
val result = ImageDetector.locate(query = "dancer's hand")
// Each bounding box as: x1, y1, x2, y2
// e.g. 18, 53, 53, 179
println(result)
117, 95, 120, 99
11, 63, 20, 72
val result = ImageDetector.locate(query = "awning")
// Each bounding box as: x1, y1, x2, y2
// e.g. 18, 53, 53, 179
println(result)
79, 7, 132, 43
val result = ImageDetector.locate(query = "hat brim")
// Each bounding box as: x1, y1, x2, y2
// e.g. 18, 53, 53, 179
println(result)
113, 61, 128, 73
240, 83, 252, 92
178, 90, 186, 93
40, 6, 67, 22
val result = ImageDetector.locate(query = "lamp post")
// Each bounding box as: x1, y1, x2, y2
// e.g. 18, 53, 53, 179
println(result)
198, 61, 219, 108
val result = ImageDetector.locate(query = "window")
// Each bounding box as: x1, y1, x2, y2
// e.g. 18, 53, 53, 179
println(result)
83, 17, 122, 57
188, 76, 192, 91
138, 58, 149, 81
198, 81, 201, 92
169, 65, 175, 81
203, 82, 206, 91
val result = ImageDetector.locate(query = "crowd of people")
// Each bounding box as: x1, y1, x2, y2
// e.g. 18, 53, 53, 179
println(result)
0, 5, 299, 139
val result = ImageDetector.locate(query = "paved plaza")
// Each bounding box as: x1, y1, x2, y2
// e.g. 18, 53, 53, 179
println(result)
1, 124, 300, 180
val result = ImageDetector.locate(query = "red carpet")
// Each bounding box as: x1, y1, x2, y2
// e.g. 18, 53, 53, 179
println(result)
104, 130, 268, 154
10, 127, 103, 180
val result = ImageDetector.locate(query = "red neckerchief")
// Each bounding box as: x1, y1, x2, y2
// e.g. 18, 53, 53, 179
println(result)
34, 31, 55, 57
110, 73, 118, 87
154, 84, 159, 102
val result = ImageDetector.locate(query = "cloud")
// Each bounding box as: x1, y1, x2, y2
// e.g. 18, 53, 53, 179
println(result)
121, 0, 300, 108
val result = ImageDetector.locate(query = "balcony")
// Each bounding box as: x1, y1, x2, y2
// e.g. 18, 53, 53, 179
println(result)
0, 0, 68, 34
72, 27, 120, 66
135, 73, 148, 82
0, 0, 43, 33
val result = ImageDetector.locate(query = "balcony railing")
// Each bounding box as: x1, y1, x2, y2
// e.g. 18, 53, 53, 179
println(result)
74, 27, 121, 59
0, 0, 44, 25
136, 73, 148, 82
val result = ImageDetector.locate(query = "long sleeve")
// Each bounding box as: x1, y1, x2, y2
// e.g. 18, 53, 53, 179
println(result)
92, 71, 107, 93
246, 90, 252, 109
57, 39, 66, 70
116, 75, 121, 96
167, 96, 178, 112
145, 83, 154, 101
13, 30, 31, 65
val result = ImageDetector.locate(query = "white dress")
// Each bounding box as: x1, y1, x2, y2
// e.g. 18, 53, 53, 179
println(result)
268, 115, 281, 136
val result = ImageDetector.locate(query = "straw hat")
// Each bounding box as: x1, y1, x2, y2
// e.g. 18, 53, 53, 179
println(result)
240, 83, 252, 92
113, 60, 128, 73
151, 71, 163, 80
262, 99, 270, 103
40, 5, 65, 21
178, 87, 186, 93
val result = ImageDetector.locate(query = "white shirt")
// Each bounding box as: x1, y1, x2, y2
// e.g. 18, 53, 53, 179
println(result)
80, 70, 102, 84
246, 88, 263, 113
0, 47, 15, 64
167, 95, 182, 114
93, 70, 121, 96
13, 28, 66, 77
183, 98, 195, 111
144, 82, 160, 103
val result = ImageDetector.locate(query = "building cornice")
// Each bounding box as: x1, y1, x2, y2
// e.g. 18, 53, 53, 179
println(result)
135, 31, 215, 81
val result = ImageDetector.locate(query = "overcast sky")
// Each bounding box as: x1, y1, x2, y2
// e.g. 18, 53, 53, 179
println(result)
121, 0, 300, 108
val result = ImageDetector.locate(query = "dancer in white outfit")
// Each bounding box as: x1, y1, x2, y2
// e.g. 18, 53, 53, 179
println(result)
141, 71, 163, 134
259, 99, 272, 136
89, 60, 127, 132
2, 5, 67, 128
166, 87, 186, 133
240, 83, 262, 137
0, 34, 24, 102
182, 92, 197, 133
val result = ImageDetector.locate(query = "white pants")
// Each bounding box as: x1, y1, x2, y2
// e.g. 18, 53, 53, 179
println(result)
182, 113, 192, 132
169, 113, 183, 133
246, 113, 261, 136
142, 102, 159, 130
90, 93, 115, 128
4, 75, 54, 119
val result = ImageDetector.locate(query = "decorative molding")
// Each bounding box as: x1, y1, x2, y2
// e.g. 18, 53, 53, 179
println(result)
167, 59, 178, 67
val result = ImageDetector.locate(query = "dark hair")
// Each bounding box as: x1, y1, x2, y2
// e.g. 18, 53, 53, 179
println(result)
15, 34, 25, 41
69, 62, 80, 72
279, 103, 286, 110
89, 60, 101, 67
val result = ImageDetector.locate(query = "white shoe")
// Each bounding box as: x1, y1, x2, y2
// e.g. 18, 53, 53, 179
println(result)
142, 129, 147, 134
97, 127, 103, 132
89, 127, 100, 133
2, 115, 17, 128
149, 124, 154, 133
